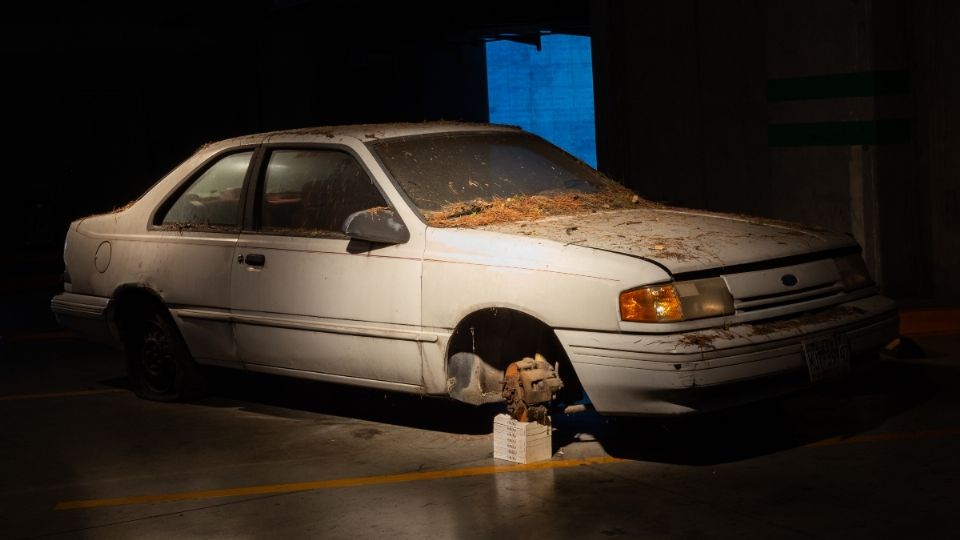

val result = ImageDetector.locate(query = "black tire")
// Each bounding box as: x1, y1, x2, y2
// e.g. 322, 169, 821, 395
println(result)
126, 308, 205, 402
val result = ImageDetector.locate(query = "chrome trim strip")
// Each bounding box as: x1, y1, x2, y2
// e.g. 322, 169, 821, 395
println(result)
175, 308, 437, 343
175, 308, 231, 322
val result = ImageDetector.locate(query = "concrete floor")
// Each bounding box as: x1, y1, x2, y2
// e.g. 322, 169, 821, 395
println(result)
1, 311, 959, 538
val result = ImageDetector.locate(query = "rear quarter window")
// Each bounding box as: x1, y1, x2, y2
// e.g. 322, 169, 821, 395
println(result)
158, 151, 253, 229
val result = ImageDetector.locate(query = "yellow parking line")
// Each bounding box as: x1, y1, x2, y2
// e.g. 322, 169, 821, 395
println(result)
807, 426, 960, 447
0, 388, 125, 402
51, 424, 960, 511
55, 455, 624, 510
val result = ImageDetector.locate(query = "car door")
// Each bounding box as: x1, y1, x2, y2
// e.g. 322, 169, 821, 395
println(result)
230, 144, 424, 388
148, 148, 257, 367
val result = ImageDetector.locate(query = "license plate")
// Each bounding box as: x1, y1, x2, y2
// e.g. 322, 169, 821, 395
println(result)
802, 334, 851, 382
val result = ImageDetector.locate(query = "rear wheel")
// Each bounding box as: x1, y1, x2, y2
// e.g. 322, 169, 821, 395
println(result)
126, 308, 205, 401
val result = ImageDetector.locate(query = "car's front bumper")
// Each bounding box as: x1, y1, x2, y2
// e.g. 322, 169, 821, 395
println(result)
556, 295, 898, 415
51, 292, 116, 345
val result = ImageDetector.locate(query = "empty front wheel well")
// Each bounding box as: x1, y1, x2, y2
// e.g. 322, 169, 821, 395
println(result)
445, 308, 582, 404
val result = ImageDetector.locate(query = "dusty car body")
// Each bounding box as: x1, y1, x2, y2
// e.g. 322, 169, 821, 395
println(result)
52, 122, 898, 415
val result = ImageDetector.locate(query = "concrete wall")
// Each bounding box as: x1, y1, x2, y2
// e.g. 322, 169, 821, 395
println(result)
592, 0, 958, 303
764, 0, 914, 297
592, 0, 768, 215
911, 1, 960, 301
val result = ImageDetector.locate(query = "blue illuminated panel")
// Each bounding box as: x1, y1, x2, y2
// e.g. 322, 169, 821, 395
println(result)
486, 34, 597, 167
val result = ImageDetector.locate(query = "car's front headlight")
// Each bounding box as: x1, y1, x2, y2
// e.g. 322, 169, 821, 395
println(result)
619, 277, 734, 323
834, 253, 873, 291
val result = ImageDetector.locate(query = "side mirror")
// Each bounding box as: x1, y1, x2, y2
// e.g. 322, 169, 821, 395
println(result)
342, 208, 410, 244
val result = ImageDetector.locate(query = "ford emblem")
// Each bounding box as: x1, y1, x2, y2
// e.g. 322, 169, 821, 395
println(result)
781, 274, 798, 287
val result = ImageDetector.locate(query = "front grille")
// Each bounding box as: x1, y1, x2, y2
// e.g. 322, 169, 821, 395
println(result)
734, 282, 845, 313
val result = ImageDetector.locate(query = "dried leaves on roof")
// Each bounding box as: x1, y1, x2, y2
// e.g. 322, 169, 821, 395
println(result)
425, 180, 656, 228
109, 200, 137, 214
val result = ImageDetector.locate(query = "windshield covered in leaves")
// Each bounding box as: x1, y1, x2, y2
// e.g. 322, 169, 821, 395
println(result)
370, 132, 647, 227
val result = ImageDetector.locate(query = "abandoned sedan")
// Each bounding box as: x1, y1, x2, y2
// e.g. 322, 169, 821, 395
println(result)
52, 122, 898, 416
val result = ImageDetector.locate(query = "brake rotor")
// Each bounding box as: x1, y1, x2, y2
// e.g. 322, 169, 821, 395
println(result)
501, 354, 563, 425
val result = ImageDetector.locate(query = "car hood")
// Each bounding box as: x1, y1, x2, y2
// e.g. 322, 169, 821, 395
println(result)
475, 207, 856, 274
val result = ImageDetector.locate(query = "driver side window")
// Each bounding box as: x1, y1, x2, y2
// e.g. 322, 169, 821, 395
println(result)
259, 149, 387, 237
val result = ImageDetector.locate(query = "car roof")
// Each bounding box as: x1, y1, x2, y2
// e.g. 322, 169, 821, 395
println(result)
203, 121, 523, 151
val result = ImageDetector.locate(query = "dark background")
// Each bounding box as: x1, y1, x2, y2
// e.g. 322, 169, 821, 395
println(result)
2, 0, 958, 306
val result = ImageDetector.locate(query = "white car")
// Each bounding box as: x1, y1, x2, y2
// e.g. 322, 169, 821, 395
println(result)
52, 122, 898, 416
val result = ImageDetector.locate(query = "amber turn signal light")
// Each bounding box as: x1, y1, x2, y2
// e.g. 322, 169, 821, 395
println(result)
619, 284, 684, 322
620, 278, 735, 323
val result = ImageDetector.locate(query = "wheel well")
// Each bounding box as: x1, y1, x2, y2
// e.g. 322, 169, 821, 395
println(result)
446, 308, 582, 403
111, 285, 168, 345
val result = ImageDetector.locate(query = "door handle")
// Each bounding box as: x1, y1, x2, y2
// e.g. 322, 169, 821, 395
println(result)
244, 253, 266, 267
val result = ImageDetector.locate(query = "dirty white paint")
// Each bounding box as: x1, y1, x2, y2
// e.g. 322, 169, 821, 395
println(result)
479, 207, 855, 274
52, 122, 898, 415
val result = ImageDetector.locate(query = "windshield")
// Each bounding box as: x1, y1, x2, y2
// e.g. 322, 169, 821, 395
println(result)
370, 131, 646, 227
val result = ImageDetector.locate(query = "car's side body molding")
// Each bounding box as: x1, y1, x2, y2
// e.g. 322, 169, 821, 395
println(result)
175, 308, 438, 343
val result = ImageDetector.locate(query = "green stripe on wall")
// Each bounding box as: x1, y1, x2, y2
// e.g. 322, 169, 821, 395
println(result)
768, 119, 910, 146
767, 70, 909, 102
